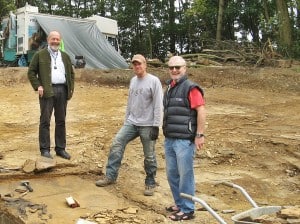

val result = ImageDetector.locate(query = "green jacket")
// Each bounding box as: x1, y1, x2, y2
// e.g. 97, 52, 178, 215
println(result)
27, 48, 75, 100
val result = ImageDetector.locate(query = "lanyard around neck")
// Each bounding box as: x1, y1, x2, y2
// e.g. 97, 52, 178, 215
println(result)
48, 49, 58, 69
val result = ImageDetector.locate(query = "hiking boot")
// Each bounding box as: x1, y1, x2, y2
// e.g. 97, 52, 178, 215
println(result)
144, 185, 155, 196
95, 176, 115, 187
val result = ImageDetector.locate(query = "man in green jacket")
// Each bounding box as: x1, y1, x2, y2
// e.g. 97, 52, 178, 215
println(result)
28, 30, 75, 160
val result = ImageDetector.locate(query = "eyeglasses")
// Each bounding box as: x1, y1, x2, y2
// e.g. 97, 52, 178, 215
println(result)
169, 66, 182, 70
132, 61, 142, 66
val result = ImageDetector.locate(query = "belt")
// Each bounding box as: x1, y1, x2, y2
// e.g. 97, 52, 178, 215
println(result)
52, 84, 66, 87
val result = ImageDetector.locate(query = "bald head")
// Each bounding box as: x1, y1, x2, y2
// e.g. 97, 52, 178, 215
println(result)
168, 56, 187, 80
168, 56, 186, 67
48, 31, 61, 39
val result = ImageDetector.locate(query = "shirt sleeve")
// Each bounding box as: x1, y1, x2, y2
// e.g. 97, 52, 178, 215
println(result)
189, 87, 205, 109
152, 77, 163, 127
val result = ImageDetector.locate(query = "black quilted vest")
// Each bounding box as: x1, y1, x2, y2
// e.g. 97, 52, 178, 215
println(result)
163, 76, 204, 140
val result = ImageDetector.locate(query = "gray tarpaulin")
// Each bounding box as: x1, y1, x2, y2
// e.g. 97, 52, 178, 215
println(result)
34, 14, 128, 69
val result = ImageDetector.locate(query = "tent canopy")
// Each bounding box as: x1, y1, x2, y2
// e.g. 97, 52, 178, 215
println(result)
35, 14, 128, 69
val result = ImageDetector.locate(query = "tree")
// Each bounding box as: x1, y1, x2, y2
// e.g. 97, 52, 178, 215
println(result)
216, 0, 224, 42
0, 0, 15, 20
168, 0, 176, 54
276, 0, 293, 54
6, 0, 300, 59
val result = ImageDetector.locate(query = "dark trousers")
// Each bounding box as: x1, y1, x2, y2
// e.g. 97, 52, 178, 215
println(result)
39, 85, 67, 153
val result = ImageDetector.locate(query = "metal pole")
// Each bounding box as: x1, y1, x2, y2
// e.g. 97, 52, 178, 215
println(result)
221, 182, 259, 208
180, 193, 227, 224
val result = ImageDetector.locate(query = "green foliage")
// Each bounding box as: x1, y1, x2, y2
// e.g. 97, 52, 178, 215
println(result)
188, 0, 208, 15
0, 0, 15, 20
4, 0, 300, 60
290, 32, 300, 58
188, 0, 218, 40
259, 15, 278, 40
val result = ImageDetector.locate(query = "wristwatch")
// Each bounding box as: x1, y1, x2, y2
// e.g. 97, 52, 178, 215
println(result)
196, 133, 205, 138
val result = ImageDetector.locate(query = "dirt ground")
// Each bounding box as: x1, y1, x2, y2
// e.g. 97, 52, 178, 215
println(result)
0, 64, 299, 224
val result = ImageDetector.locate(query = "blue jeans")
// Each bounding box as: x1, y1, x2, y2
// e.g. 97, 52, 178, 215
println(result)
164, 138, 195, 213
105, 124, 157, 186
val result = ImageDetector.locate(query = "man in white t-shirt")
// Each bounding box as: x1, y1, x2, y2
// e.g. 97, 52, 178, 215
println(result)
95, 54, 163, 196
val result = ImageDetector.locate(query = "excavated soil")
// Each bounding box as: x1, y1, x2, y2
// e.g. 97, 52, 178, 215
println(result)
0, 64, 299, 224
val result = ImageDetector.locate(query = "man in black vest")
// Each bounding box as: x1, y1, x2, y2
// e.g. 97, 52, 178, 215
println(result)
163, 56, 206, 221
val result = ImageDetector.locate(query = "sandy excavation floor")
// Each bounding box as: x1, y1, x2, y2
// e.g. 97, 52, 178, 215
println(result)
0, 65, 299, 224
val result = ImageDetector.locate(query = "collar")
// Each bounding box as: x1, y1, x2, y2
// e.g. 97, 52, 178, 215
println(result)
47, 46, 59, 55
166, 75, 188, 87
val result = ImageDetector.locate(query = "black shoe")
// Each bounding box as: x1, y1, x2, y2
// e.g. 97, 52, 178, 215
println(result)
41, 151, 53, 159
56, 150, 71, 160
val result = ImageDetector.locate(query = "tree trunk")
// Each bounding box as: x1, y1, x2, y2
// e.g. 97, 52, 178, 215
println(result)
216, 0, 225, 42
262, 0, 270, 22
261, 0, 271, 42
99, 0, 106, 17
146, 0, 153, 58
276, 0, 292, 49
297, 2, 300, 29
168, 0, 176, 54
68, 0, 72, 17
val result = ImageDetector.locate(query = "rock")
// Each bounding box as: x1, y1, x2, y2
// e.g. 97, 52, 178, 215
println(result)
76, 219, 96, 224
22, 159, 36, 173
278, 207, 300, 219
254, 214, 284, 224
287, 218, 300, 224
23, 158, 57, 173
286, 219, 300, 224
35, 157, 56, 171
221, 209, 235, 214
206, 150, 213, 158
123, 207, 138, 214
